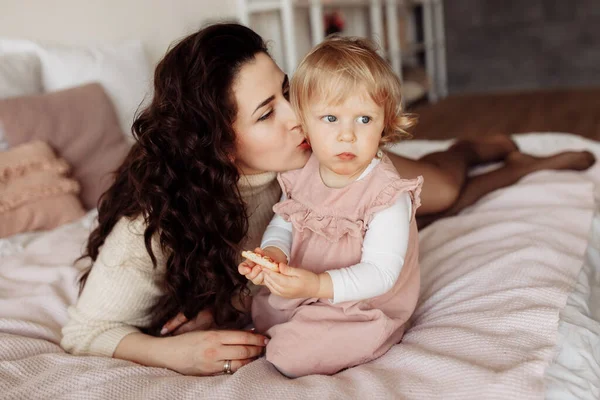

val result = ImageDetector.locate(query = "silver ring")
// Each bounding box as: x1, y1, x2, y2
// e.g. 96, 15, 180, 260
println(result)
223, 359, 233, 375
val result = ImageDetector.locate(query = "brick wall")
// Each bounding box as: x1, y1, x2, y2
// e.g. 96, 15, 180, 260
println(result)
445, 0, 600, 94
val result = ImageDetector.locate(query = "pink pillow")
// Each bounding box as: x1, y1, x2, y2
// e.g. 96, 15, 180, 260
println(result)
0, 83, 131, 209
0, 141, 86, 238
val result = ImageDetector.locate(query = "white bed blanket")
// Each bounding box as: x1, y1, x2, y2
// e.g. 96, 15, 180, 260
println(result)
0, 133, 598, 400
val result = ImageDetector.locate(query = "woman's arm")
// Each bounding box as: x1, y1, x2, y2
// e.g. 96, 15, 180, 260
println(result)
61, 218, 163, 357
61, 217, 267, 375
114, 329, 267, 376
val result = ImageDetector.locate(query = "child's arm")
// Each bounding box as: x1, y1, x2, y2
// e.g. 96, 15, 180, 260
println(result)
325, 192, 412, 303
260, 193, 292, 263
239, 193, 292, 285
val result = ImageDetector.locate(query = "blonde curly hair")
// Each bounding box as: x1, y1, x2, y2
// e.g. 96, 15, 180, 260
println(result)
291, 36, 417, 144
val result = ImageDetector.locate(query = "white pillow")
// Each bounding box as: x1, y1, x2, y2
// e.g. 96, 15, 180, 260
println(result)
0, 38, 40, 54
38, 40, 151, 137
0, 53, 43, 99
0, 47, 44, 150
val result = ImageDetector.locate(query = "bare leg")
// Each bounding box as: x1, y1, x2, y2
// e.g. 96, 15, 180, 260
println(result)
386, 134, 518, 215
420, 134, 519, 188
417, 150, 596, 229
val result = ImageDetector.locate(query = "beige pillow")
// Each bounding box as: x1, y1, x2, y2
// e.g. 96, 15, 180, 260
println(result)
0, 83, 131, 209
0, 141, 85, 238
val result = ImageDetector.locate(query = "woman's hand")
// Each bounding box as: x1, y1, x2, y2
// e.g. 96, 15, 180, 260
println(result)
262, 263, 333, 299
160, 309, 215, 336
162, 330, 268, 376
115, 330, 268, 376
161, 285, 253, 336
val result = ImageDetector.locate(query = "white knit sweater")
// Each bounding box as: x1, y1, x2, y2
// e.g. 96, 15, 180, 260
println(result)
60, 171, 280, 357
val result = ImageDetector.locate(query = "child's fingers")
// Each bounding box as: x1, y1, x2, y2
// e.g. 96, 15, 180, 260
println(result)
263, 269, 289, 286
263, 274, 280, 295
246, 265, 262, 281
238, 261, 257, 275
264, 271, 286, 293
251, 271, 265, 285
277, 263, 298, 276
238, 263, 251, 275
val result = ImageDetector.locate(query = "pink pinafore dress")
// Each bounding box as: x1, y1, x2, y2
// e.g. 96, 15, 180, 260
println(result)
252, 153, 423, 376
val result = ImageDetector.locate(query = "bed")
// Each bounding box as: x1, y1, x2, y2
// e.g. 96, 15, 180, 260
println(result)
1, 40, 600, 399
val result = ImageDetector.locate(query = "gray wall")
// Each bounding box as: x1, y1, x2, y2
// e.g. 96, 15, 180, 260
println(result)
445, 0, 600, 94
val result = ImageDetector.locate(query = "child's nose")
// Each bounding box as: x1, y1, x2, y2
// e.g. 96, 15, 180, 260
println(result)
338, 127, 356, 143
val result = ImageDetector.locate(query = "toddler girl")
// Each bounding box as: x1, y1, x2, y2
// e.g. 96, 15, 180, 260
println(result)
240, 36, 423, 377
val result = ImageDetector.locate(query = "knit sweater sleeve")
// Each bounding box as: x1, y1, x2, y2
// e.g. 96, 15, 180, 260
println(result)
60, 216, 166, 357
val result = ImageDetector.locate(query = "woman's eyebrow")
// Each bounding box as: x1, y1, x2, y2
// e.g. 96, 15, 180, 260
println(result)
251, 76, 289, 117
252, 95, 275, 117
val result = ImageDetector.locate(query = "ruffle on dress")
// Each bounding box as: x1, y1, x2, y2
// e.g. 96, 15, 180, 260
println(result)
273, 175, 423, 243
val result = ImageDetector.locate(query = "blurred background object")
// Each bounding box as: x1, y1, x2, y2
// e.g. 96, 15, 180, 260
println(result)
1, 0, 599, 140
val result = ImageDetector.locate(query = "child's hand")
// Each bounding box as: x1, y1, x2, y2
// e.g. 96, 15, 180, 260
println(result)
238, 248, 266, 285
238, 261, 265, 285
261, 246, 287, 264
262, 263, 333, 299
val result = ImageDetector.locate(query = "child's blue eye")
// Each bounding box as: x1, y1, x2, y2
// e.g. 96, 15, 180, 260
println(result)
357, 116, 371, 124
322, 115, 337, 123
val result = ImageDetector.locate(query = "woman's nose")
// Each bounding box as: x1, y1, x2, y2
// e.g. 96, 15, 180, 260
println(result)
282, 101, 301, 132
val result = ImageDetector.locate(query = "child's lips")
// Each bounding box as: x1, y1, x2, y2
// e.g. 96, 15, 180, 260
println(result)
337, 152, 356, 160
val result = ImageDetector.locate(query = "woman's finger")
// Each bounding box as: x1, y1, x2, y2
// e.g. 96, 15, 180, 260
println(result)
172, 309, 214, 335
161, 312, 189, 335
218, 344, 265, 361
218, 330, 269, 346
212, 358, 255, 375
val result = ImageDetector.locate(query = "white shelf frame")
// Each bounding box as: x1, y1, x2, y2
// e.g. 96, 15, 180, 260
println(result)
237, 0, 448, 102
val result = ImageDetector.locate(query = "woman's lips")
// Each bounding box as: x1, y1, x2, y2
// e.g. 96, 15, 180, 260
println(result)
337, 152, 356, 160
298, 139, 311, 150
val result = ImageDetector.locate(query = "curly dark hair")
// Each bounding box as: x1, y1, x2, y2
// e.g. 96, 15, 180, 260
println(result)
78, 23, 269, 335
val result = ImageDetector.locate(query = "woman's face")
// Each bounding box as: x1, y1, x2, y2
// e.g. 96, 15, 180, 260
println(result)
232, 53, 311, 175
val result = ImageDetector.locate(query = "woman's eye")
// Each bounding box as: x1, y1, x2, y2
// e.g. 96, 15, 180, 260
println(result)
258, 110, 273, 122
357, 116, 371, 124
322, 115, 337, 123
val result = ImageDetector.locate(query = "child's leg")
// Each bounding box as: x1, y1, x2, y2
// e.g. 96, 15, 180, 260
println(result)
265, 302, 404, 378
251, 289, 297, 333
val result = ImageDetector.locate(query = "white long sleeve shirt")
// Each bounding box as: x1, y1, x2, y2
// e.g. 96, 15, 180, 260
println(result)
261, 158, 412, 304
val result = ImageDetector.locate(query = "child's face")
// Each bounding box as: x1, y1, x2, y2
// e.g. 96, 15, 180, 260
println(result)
305, 89, 384, 179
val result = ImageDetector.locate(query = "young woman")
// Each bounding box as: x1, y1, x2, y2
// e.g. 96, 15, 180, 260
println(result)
61, 23, 595, 377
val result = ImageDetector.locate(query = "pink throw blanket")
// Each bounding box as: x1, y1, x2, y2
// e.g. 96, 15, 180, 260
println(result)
0, 133, 597, 399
